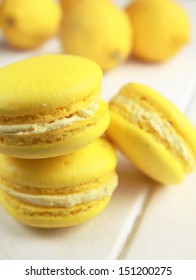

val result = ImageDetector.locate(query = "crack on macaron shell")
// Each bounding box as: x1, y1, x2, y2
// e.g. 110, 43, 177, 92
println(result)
0, 174, 118, 208
110, 95, 195, 171
0, 101, 109, 146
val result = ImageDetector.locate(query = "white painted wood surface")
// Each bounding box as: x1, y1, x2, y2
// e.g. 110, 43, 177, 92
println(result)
0, 1, 195, 260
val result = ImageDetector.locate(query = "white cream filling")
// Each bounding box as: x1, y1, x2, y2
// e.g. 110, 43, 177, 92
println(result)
0, 175, 118, 208
112, 95, 194, 164
0, 98, 100, 136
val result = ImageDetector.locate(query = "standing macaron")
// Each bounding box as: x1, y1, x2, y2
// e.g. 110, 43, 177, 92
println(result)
107, 83, 196, 184
0, 55, 110, 158
0, 138, 118, 228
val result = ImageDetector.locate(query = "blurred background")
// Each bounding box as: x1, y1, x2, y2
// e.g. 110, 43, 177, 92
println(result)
0, 0, 193, 71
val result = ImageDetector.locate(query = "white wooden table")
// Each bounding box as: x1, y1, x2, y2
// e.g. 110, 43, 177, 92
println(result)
0, 0, 196, 260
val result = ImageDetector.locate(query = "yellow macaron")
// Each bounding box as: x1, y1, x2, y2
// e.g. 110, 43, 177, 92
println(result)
0, 54, 110, 158
0, 138, 118, 228
107, 83, 196, 185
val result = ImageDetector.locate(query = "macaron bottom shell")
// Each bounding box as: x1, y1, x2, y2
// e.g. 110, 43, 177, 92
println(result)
0, 189, 110, 228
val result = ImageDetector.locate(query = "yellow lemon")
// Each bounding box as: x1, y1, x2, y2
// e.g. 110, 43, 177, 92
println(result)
0, 0, 62, 49
60, 0, 132, 71
126, 0, 190, 62
0, 1, 2, 29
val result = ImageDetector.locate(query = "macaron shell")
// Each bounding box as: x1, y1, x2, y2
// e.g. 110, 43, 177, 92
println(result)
0, 138, 117, 188
0, 100, 110, 159
0, 54, 102, 117
0, 189, 110, 228
107, 110, 185, 184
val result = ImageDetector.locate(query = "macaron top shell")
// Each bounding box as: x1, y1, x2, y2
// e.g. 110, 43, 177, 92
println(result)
0, 54, 102, 118
0, 138, 117, 188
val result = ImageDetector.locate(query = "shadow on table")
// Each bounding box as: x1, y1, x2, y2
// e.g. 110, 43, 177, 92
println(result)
117, 152, 157, 191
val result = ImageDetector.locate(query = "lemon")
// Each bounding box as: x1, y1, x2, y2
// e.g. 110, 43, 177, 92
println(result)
126, 0, 190, 62
60, 0, 132, 71
0, 0, 62, 49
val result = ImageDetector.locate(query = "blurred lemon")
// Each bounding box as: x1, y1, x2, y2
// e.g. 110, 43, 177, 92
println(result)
0, 0, 62, 49
126, 0, 190, 62
60, 0, 132, 71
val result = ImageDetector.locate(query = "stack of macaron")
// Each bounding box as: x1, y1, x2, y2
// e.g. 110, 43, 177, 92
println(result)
0, 54, 118, 228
